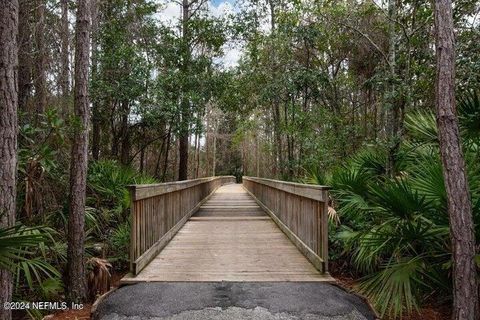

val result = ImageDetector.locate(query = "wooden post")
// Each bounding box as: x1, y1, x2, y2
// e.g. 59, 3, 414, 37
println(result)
129, 186, 136, 274
321, 190, 329, 273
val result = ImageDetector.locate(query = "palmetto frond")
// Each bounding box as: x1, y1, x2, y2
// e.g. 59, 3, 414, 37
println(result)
358, 257, 426, 318
331, 149, 454, 317
458, 90, 480, 143
0, 225, 61, 298
405, 111, 438, 145
0, 225, 45, 271
331, 167, 372, 222
350, 147, 391, 177
369, 178, 436, 220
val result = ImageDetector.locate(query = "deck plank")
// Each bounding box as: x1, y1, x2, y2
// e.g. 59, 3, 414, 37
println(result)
122, 184, 334, 283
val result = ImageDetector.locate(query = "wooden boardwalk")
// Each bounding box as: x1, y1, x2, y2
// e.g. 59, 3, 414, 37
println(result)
122, 184, 333, 282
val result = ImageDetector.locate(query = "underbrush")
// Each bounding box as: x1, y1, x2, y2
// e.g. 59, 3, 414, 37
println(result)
4, 114, 157, 319
310, 92, 480, 319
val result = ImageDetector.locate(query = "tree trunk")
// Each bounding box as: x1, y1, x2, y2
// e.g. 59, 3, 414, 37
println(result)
178, 0, 191, 181
268, 0, 275, 31
385, 0, 399, 176
110, 101, 119, 158
0, 3, 19, 320
18, 0, 31, 114
173, 139, 178, 179
273, 102, 282, 177
120, 101, 130, 165
66, 0, 90, 304
212, 120, 217, 176
33, 0, 47, 116
139, 146, 145, 173
195, 131, 200, 178
91, 0, 101, 160
162, 127, 172, 181
60, 0, 70, 117
205, 120, 210, 175
91, 105, 101, 160
434, 1, 479, 318
255, 133, 259, 177
193, 131, 198, 177
178, 133, 189, 180
155, 129, 167, 177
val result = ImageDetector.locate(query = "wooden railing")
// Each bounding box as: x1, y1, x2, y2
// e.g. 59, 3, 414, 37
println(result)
128, 176, 235, 275
242, 176, 330, 273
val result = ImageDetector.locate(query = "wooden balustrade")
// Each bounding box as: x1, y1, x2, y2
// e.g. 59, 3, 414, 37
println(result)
128, 176, 235, 275
242, 176, 330, 273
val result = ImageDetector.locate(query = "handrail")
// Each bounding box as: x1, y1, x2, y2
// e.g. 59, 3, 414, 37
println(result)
243, 176, 330, 201
128, 175, 235, 275
130, 177, 223, 201
242, 176, 330, 273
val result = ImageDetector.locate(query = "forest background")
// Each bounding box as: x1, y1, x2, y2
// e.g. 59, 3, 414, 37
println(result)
0, 0, 479, 319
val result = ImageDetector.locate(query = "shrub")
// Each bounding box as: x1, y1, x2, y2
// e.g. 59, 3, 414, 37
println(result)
317, 94, 480, 318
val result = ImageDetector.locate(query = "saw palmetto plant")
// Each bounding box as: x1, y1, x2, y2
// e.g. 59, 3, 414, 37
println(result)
322, 92, 480, 318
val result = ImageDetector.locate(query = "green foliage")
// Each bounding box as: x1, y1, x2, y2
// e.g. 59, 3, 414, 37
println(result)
330, 149, 453, 317
302, 165, 330, 185
18, 109, 67, 174
87, 160, 156, 217
10, 158, 156, 315
358, 257, 425, 318
9, 0, 480, 316
86, 161, 155, 269
108, 222, 131, 267
326, 106, 480, 318
404, 112, 438, 146
458, 90, 480, 144
17, 109, 69, 221
0, 225, 62, 302
0, 225, 45, 271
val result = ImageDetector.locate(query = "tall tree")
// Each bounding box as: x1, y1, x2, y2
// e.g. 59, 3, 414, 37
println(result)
33, 0, 47, 116
90, 0, 100, 161
60, 0, 70, 117
434, 0, 479, 318
0, 1, 19, 320
176, 0, 223, 180
178, 0, 192, 181
385, 0, 399, 176
268, 0, 284, 179
18, 0, 32, 113
66, 0, 91, 303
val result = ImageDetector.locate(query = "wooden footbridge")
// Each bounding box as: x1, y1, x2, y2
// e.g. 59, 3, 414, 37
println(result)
122, 176, 333, 283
